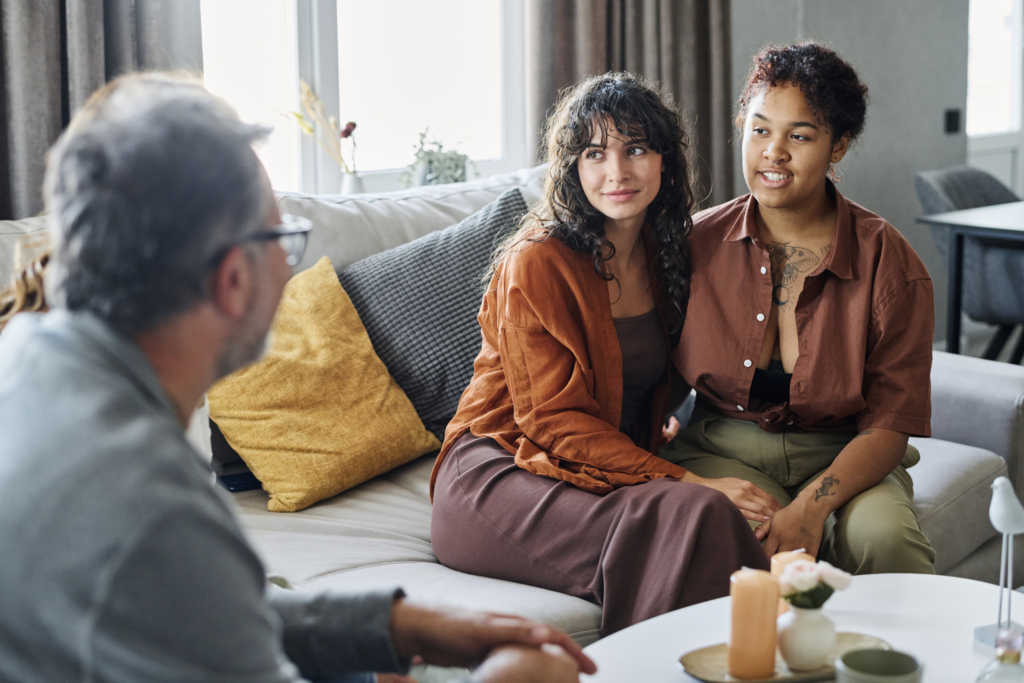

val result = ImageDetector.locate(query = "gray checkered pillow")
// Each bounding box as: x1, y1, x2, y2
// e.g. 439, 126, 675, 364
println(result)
338, 189, 528, 439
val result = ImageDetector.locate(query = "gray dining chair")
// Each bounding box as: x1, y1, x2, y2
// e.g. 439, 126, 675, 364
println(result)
915, 165, 1024, 362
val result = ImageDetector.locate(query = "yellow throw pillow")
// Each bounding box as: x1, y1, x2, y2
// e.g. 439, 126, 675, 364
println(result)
207, 256, 440, 512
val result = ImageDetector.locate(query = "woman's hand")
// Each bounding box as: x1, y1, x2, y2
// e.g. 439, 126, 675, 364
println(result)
760, 497, 827, 557
662, 416, 681, 443
680, 472, 782, 539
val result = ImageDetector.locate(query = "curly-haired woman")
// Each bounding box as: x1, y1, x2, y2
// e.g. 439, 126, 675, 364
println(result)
429, 73, 773, 637
0, 242, 49, 334
662, 42, 936, 575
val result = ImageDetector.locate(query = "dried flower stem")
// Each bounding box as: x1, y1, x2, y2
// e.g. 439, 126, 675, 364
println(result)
298, 81, 350, 173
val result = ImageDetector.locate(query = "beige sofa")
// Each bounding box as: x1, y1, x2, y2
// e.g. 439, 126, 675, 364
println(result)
4, 166, 1024, 680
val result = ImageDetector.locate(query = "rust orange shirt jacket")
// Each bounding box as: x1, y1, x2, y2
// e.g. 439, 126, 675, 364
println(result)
429, 233, 686, 497
674, 186, 934, 437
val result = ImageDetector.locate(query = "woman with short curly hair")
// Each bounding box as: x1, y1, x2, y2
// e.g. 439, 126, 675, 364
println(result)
430, 72, 773, 636
663, 42, 937, 575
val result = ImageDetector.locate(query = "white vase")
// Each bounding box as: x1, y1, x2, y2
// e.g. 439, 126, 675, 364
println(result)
340, 172, 365, 195
777, 606, 836, 671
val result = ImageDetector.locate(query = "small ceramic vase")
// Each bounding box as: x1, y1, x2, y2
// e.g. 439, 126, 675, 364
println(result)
777, 606, 836, 671
340, 172, 365, 195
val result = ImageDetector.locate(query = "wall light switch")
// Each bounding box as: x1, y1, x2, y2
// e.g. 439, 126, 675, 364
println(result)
945, 108, 961, 135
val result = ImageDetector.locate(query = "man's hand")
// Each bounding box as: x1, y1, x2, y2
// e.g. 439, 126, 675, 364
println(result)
389, 601, 596, 675
680, 471, 782, 537
760, 497, 828, 558
472, 644, 583, 683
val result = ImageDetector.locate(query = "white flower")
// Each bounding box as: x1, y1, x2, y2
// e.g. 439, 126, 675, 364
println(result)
816, 561, 851, 591
780, 560, 821, 595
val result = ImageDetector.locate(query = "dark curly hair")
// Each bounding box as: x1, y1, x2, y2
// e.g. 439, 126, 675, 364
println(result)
737, 42, 869, 143
491, 72, 695, 340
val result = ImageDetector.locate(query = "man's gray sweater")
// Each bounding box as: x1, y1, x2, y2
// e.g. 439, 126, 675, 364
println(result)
0, 310, 407, 682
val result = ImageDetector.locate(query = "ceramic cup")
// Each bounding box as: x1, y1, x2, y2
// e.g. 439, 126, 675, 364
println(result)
836, 649, 923, 683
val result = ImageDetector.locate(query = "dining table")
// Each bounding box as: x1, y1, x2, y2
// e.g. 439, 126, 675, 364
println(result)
917, 200, 1024, 353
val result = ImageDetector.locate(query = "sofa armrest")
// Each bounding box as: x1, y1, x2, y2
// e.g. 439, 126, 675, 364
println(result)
931, 350, 1024, 492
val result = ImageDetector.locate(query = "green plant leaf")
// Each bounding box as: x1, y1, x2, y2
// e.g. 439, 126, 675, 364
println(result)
784, 583, 834, 609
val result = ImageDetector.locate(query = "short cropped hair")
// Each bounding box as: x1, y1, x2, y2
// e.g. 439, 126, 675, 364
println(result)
737, 42, 869, 143
44, 73, 270, 335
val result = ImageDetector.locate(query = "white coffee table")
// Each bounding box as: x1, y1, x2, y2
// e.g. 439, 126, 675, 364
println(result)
582, 574, 1019, 683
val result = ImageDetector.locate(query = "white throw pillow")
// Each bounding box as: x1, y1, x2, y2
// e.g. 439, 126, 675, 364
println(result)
0, 216, 49, 289
276, 165, 546, 272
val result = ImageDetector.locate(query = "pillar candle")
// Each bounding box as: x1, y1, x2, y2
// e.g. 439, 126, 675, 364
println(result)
771, 550, 815, 616
728, 568, 780, 679
770, 550, 815, 576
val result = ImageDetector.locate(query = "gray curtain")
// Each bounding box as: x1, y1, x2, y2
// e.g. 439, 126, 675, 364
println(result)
527, 0, 733, 208
0, 0, 203, 219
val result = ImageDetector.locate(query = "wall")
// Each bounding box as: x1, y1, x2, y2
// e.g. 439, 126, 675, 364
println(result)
730, 0, 969, 341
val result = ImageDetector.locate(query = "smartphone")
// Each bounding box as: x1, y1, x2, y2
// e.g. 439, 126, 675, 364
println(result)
217, 472, 263, 493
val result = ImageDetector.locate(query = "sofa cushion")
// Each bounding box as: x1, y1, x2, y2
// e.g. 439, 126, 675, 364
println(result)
231, 453, 603, 647
208, 257, 439, 512
339, 189, 528, 439
0, 216, 48, 290
909, 436, 1006, 574
277, 165, 546, 273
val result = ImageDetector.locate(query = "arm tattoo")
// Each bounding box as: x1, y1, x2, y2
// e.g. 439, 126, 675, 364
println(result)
814, 474, 840, 502
766, 241, 821, 310
851, 429, 876, 441
799, 526, 817, 542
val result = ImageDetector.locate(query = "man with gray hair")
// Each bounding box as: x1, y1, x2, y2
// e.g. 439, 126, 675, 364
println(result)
0, 74, 594, 683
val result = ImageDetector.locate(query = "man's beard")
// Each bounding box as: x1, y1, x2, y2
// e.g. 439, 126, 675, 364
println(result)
215, 310, 275, 381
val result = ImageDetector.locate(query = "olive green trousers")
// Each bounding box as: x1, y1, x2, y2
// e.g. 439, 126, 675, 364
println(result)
659, 406, 936, 575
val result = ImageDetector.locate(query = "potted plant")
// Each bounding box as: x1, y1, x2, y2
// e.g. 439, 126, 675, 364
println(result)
776, 559, 852, 671
400, 129, 473, 188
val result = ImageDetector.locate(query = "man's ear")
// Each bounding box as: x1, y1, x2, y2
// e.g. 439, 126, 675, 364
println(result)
210, 246, 253, 320
831, 133, 851, 164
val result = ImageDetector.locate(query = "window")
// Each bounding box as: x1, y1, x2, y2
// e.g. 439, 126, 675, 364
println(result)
336, 1, 502, 172
200, 0, 301, 191
200, 0, 525, 194
967, 0, 1022, 136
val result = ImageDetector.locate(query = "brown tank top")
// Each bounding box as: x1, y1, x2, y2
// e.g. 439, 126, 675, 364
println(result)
613, 308, 668, 438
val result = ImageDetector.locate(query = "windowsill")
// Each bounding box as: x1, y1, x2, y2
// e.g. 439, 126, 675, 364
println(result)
302, 157, 527, 195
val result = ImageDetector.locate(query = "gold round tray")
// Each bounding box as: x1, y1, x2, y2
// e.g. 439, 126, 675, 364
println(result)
678, 632, 891, 683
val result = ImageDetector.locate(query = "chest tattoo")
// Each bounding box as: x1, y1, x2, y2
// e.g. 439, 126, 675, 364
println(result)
766, 241, 821, 310
814, 474, 840, 502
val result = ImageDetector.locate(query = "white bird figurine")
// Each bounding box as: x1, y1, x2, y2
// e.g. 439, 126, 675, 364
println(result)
992, 477, 1024, 535
990, 477, 1024, 631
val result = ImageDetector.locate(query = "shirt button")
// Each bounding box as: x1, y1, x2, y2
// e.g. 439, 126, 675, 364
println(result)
736, 405, 744, 412
757, 313, 765, 322
743, 359, 752, 368
761, 266, 767, 274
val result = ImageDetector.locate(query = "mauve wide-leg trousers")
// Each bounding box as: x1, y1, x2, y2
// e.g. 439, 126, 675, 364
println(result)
430, 433, 770, 636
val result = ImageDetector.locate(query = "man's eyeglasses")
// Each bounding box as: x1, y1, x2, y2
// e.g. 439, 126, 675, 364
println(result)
235, 214, 313, 267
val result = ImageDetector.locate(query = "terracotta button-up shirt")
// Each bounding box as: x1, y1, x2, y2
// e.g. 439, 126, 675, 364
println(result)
674, 186, 933, 437
430, 232, 685, 497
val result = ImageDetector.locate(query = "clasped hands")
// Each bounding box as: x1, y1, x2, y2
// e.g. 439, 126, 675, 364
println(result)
386, 600, 597, 683
679, 469, 828, 556
665, 416, 826, 557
